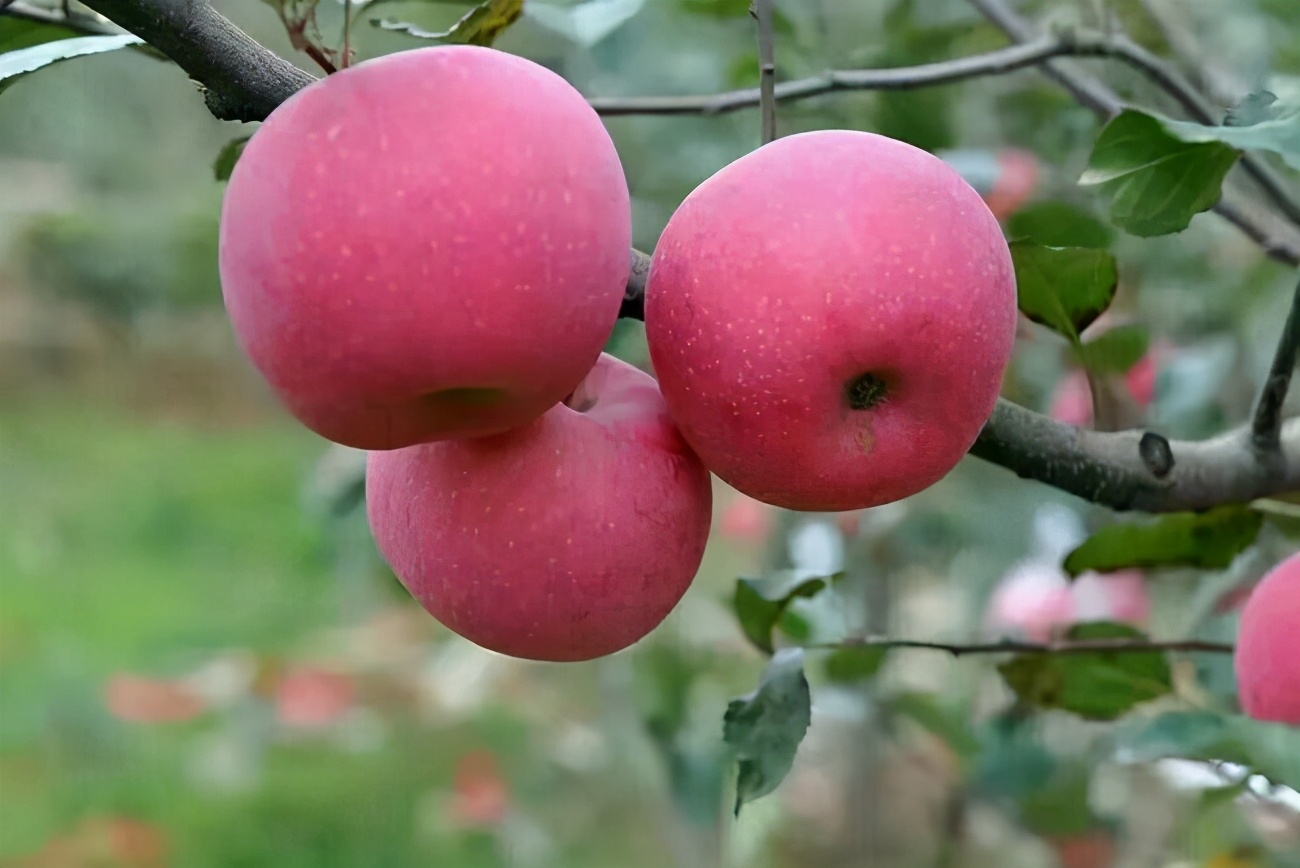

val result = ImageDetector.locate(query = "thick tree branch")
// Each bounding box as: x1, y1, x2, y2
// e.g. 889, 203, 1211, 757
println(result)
77, 0, 317, 122
814, 635, 1233, 656
971, 400, 1300, 512
966, 0, 1300, 268
1252, 275, 1300, 450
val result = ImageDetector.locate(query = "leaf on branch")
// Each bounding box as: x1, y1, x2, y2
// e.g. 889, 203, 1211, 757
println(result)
1225, 91, 1280, 128
723, 648, 811, 816
1079, 109, 1239, 237
1162, 103, 1300, 173
733, 572, 834, 655
997, 622, 1172, 721
1011, 241, 1118, 341
1005, 201, 1114, 250
0, 33, 142, 95
526, 0, 645, 48
1074, 323, 1149, 375
213, 135, 252, 182
1113, 710, 1300, 790
1063, 505, 1264, 576
372, 0, 525, 46
822, 645, 887, 683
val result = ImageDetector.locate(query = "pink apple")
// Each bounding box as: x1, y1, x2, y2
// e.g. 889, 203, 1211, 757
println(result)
1070, 569, 1150, 625
984, 148, 1040, 221
720, 492, 776, 543
1049, 369, 1095, 427
986, 563, 1075, 642
366, 353, 713, 661
644, 131, 1017, 511
1234, 551, 1300, 724
219, 45, 630, 450
275, 667, 355, 729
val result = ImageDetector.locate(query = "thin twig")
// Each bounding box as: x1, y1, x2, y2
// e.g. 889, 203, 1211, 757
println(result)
341, 0, 353, 69
750, 0, 776, 145
591, 34, 1115, 116
1252, 275, 1300, 450
810, 635, 1234, 656
965, 0, 1300, 267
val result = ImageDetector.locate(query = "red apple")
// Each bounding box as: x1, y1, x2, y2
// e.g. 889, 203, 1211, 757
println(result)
720, 492, 776, 543
645, 130, 1017, 511
984, 148, 1040, 221
366, 353, 713, 661
219, 45, 630, 450
1234, 551, 1300, 724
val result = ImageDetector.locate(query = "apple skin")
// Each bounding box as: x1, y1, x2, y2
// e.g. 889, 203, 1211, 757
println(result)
1234, 551, 1300, 725
644, 130, 1017, 511
219, 45, 630, 450
365, 353, 713, 662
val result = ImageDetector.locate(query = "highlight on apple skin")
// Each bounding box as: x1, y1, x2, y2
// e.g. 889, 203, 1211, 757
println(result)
644, 130, 1018, 511
1234, 551, 1300, 725
219, 45, 631, 451
365, 353, 714, 662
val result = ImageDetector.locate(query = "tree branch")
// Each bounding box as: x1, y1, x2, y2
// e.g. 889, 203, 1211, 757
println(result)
966, 0, 1300, 268
77, 0, 317, 123
1252, 275, 1300, 451
589, 33, 1131, 117
813, 635, 1233, 656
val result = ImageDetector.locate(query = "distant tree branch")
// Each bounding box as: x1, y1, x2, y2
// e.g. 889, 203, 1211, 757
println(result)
66, 0, 1300, 515
814, 635, 1234, 656
966, 0, 1300, 266
750, 0, 777, 145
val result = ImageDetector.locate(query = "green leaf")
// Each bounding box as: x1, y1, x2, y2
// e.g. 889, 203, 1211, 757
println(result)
997, 622, 1172, 720
1005, 201, 1115, 249
723, 648, 811, 816
1011, 241, 1119, 340
733, 573, 832, 655
1079, 109, 1239, 236
0, 16, 79, 53
0, 33, 143, 95
1113, 710, 1300, 790
213, 135, 251, 182
1075, 323, 1149, 375
1162, 106, 1300, 173
1063, 506, 1264, 576
373, 0, 525, 45
822, 645, 887, 683
1225, 91, 1280, 128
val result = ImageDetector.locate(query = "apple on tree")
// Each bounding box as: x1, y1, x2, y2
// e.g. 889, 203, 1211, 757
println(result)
365, 353, 713, 662
645, 130, 1018, 511
1234, 550, 1300, 725
219, 45, 631, 451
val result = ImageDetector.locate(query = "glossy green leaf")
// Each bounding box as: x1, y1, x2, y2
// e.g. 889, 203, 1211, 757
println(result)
1005, 201, 1115, 249
733, 572, 832, 655
1011, 241, 1119, 340
1080, 109, 1239, 236
0, 16, 80, 53
822, 645, 887, 683
1063, 506, 1264, 576
723, 648, 811, 816
1162, 110, 1300, 172
213, 135, 251, 182
372, 0, 525, 45
997, 622, 1172, 720
0, 33, 143, 95
1075, 323, 1149, 374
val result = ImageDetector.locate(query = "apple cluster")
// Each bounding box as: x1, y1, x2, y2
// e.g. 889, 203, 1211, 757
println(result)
218, 46, 1018, 662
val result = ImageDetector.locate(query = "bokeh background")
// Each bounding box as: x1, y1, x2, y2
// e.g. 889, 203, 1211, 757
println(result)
2, 1, 1300, 866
